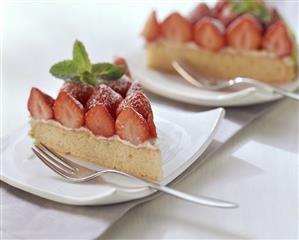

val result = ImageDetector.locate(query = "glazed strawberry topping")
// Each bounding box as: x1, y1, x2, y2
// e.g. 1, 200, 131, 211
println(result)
85, 104, 115, 137
188, 3, 211, 25
194, 17, 225, 51
115, 107, 150, 145
53, 91, 85, 128
160, 12, 193, 43
226, 14, 262, 50
142, 10, 160, 42
113, 57, 131, 78
262, 20, 292, 57
142, 2, 293, 57
116, 92, 152, 120
147, 112, 157, 138
28, 87, 54, 120
126, 81, 144, 96
103, 76, 132, 98
60, 82, 94, 106
86, 84, 123, 118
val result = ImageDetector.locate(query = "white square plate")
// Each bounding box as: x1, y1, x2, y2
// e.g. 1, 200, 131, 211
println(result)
1, 106, 224, 205
127, 50, 299, 107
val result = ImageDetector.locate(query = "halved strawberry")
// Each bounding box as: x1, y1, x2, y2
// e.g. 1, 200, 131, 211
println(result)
85, 104, 115, 137
126, 81, 144, 96
194, 17, 225, 51
86, 84, 123, 118
53, 91, 84, 128
226, 14, 262, 50
262, 20, 292, 57
215, 4, 238, 27
116, 92, 152, 119
60, 81, 94, 106
147, 112, 157, 138
116, 107, 150, 145
211, 0, 229, 17
27, 87, 54, 120
188, 3, 211, 25
142, 10, 160, 42
113, 57, 131, 78
160, 12, 193, 43
104, 76, 132, 98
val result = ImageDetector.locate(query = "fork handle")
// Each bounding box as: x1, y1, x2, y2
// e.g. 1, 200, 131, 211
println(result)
270, 86, 299, 101
239, 77, 299, 101
146, 182, 238, 208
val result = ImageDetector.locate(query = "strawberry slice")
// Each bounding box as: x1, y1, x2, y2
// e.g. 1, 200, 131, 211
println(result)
147, 112, 157, 138
126, 81, 144, 96
86, 84, 123, 118
116, 107, 150, 145
194, 17, 225, 51
188, 3, 211, 25
60, 82, 94, 106
85, 104, 115, 137
142, 10, 160, 42
211, 0, 229, 17
53, 91, 85, 128
160, 12, 193, 43
104, 76, 132, 98
27, 87, 54, 120
262, 20, 292, 57
116, 92, 152, 119
226, 14, 262, 50
113, 57, 131, 78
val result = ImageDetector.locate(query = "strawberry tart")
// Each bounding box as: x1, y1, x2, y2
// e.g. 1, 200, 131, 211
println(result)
28, 40, 162, 181
142, 0, 297, 84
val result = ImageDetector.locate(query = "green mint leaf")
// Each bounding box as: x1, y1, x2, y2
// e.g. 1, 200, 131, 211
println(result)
230, 0, 271, 22
49, 60, 80, 80
73, 40, 91, 73
80, 71, 98, 87
91, 63, 125, 81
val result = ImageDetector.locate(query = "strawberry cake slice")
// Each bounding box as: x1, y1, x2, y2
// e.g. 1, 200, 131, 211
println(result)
28, 41, 162, 181
142, 0, 297, 84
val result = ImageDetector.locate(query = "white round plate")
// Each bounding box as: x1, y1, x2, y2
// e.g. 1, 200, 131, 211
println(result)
1, 106, 224, 205
127, 50, 299, 107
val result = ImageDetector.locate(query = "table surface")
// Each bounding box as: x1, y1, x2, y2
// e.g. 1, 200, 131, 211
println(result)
2, 1, 298, 239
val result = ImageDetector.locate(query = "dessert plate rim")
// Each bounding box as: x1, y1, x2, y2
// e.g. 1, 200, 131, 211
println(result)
1, 107, 224, 205
127, 49, 299, 107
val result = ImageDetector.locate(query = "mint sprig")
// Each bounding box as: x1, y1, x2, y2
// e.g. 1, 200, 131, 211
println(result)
230, 0, 271, 22
49, 40, 125, 87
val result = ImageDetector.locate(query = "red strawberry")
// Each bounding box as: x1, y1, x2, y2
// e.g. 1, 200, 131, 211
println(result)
194, 17, 225, 51
113, 57, 131, 78
211, 0, 229, 17
147, 113, 157, 138
104, 76, 132, 98
262, 20, 292, 57
215, 4, 238, 27
116, 107, 150, 145
226, 14, 262, 50
142, 10, 160, 42
60, 82, 94, 106
188, 3, 211, 25
53, 91, 85, 128
86, 84, 123, 118
126, 81, 144, 96
116, 92, 152, 119
85, 104, 115, 137
27, 87, 54, 120
161, 12, 193, 43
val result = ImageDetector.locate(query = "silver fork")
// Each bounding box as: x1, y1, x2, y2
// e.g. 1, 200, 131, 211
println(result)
32, 143, 238, 209
172, 60, 299, 101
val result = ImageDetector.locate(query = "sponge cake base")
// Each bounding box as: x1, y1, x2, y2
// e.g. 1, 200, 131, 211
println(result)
30, 120, 162, 181
145, 41, 296, 84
